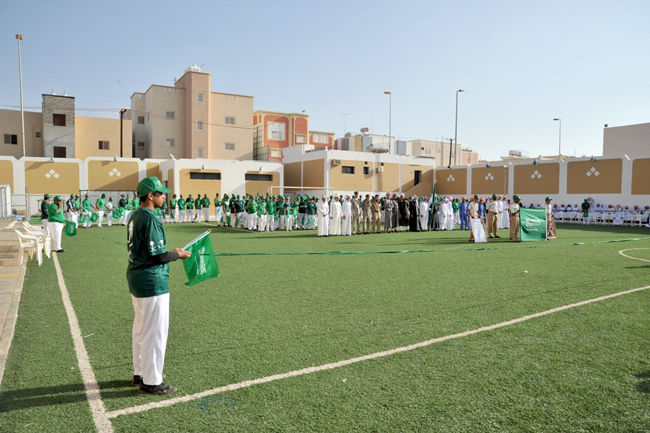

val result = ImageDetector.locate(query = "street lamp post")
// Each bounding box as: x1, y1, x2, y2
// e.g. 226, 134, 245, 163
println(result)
454, 89, 465, 166
553, 118, 562, 156
120, 108, 127, 158
16, 34, 26, 158
384, 91, 391, 153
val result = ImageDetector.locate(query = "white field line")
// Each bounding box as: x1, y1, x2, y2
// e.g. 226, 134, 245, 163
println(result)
106, 284, 650, 420
53, 254, 114, 433
618, 248, 650, 262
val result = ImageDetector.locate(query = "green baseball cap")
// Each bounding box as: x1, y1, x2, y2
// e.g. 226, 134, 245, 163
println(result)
513, 194, 520, 200
492, 194, 497, 199
136, 176, 171, 197
44, 194, 50, 199
53, 195, 62, 201
545, 196, 552, 201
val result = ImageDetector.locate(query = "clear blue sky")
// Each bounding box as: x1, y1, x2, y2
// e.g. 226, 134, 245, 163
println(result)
1, 0, 648, 161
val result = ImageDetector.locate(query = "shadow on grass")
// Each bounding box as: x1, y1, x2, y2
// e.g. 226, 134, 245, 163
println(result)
0, 380, 138, 413
635, 371, 650, 393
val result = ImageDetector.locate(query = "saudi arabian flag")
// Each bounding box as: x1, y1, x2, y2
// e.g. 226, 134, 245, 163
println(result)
182, 230, 220, 286
64, 220, 77, 237
520, 208, 547, 242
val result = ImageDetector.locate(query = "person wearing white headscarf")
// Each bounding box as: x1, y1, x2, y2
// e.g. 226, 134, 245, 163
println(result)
341, 195, 352, 235
317, 196, 329, 237
444, 196, 455, 230
329, 194, 342, 236
419, 197, 429, 231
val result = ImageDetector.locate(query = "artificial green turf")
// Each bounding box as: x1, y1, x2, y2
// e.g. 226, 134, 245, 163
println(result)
1, 223, 649, 432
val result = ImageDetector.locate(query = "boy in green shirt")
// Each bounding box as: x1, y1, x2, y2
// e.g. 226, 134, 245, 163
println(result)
95, 193, 106, 228
82, 194, 93, 228
127, 177, 191, 395
48, 196, 65, 252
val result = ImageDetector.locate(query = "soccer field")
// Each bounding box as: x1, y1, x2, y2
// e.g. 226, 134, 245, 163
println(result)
1, 223, 649, 432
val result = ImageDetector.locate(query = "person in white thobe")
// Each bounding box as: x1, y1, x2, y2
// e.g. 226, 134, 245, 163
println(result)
317, 196, 329, 237
329, 195, 342, 236
444, 197, 455, 231
341, 195, 352, 236
419, 197, 429, 231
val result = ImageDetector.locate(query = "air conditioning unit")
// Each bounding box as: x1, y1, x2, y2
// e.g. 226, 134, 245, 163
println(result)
332, 159, 342, 166
377, 166, 384, 173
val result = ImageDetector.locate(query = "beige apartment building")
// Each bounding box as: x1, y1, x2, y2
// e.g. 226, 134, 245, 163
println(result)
603, 122, 650, 158
131, 66, 254, 161
409, 139, 480, 167
0, 94, 131, 160
253, 110, 335, 162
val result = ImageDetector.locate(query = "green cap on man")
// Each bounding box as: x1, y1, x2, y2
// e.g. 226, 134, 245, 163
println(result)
136, 176, 171, 197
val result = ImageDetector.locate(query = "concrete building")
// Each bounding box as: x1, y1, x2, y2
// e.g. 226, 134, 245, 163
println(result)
282, 144, 436, 198
131, 66, 254, 161
253, 110, 334, 162
0, 94, 132, 160
603, 122, 650, 158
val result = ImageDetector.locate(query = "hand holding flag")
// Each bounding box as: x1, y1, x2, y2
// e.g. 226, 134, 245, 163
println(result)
182, 230, 220, 286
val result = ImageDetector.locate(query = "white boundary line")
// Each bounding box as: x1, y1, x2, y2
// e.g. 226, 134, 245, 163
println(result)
618, 248, 650, 263
53, 253, 114, 433
105, 284, 650, 420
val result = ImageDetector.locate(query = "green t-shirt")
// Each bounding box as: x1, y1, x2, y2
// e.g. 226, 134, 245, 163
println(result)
82, 199, 92, 211
214, 198, 221, 207
47, 202, 65, 223
195, 198, 202, 210
202, 197, 210, 208
186, 198, 194, 209
170, 199, 177, 208
126, 208, 169, 298
307, 202, 316, 215
96, 198, 105, 210
178, 199, 186, 210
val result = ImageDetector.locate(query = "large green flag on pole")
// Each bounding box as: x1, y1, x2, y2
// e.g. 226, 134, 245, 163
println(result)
182, 230, 220, 286
520, 208, 547, 242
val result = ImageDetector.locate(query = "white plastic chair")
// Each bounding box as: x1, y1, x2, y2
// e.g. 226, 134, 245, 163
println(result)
20, 225, 52, 258
14, 230, 42, 266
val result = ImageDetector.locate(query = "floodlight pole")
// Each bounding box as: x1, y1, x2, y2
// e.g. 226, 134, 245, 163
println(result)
16, 34, 26, 158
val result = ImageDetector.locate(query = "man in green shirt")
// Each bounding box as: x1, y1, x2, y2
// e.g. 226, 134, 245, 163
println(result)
48, 196, 65, 252
127, 177, 191, 396
194, 194, 201, 222
81, 194, 93, 228
178, 194, 186, 223
41, 193, 51, 236
221, 194, 230, 227
169, 194, 178, 223
95, 193, 106, 228
186, 194, 195, 222
214, 193, 221, 226
202, 194, 210, 222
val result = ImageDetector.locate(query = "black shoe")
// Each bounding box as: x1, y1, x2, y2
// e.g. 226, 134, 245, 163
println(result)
130, 375, 143, 386
56, 249, 65, 253
138, 383, 177, 395
489, 236, 493, 238
495, 235, 501, 238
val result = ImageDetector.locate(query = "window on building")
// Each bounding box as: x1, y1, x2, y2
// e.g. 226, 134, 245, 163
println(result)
267, 122, 285, 140
98, 140, 110, 150
245, 174, 273, 181
225, 116, 236, 125
166, 111, 175, 119
138, 116, 145, 124
414, 170, 421, 186
4, 134, 17, 145
35, 132, 41, 138
313, 133, 328, 144
342, 166, 355, 174
197, 92, 204, 103
437, 148, 442, 154
165, 138, 175, 147
270, 149, 282, 158
190, 172, 221, 180
225, 142, 235, 150
53, 146, 67, 158
363, 167, 369, 175
137, 141, 145, 150
197, 148, 203, 158
53, 113, 66, 126
296, 135, 306, 144
197, 121, 203, 130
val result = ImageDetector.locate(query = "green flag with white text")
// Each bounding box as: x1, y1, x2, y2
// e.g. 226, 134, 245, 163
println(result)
183, 231, 220, 286
520, 208, 547, 242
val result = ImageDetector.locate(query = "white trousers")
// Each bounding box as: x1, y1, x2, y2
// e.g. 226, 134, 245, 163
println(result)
341, 216, 352, 235
42, 218, 50, 236
96, 211, 104, 227
268, 215, 275, 231
179, 210, 186, 223
121, 210, 132, 226
329, 216, 341, 235
48, 221, 63, 251
318, 215, 329, 236
203, 208, 210, 222
106, 212, 113, 227
258, 214, 268, 231
215, 208, 222, 225
132, 293, 169, 387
